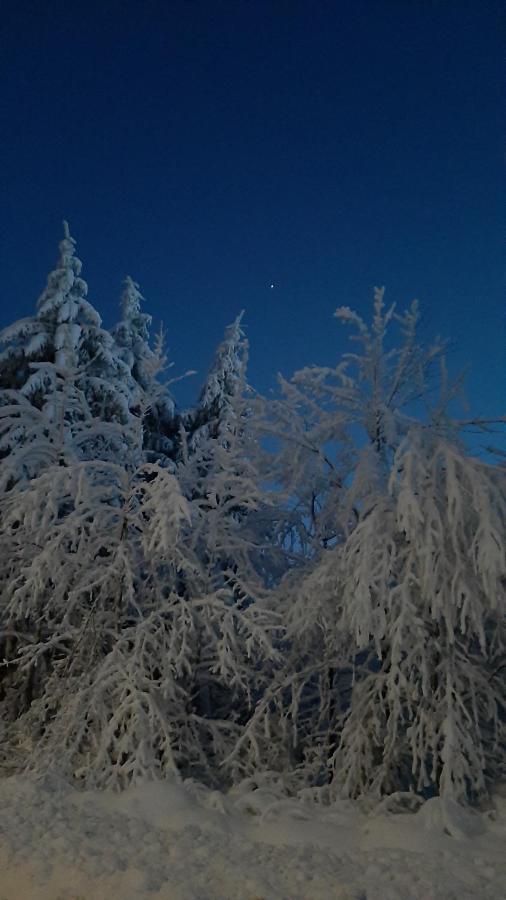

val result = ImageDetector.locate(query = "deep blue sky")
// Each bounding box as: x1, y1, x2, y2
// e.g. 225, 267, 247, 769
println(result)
0, 0, 504, 437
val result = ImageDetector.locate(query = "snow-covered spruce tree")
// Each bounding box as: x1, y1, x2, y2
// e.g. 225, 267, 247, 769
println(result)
184, 312, 247, 453
168, 317, 285, 782
112, 276, 178, 461
0, 322, 278, 788
0, 222, 134, 431
182, 311, 287, 588
0, 323, 140, 487
184, 312, 287, 592
239, 288, 505, 802
0, 374, 129, 492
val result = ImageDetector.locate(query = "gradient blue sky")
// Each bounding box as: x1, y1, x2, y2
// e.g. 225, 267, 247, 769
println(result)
0, 0, 504, 438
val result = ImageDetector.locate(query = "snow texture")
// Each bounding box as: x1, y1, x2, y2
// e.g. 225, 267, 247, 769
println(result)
0, 775, 504, 899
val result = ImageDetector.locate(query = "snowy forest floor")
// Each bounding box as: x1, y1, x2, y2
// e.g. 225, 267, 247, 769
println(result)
0, 776, 504, 900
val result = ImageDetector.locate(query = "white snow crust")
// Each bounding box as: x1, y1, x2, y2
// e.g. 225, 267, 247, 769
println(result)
0, 776, 504, 899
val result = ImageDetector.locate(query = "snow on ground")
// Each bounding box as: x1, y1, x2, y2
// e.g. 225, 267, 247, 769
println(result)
0, 775, 504, 900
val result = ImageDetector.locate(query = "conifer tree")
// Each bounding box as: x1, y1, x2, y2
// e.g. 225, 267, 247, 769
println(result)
112, 276, 177, 460
167, 316, 283, 780
0, 316, 277, 788
0, 223, 133, 428
185, 312, 247, 453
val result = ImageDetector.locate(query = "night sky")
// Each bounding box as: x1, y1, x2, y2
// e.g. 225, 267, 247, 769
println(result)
1, 0, 504, 434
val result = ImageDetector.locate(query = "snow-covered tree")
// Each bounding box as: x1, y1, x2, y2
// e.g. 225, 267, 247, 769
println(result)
0, 223, 134, 429
112, 276, 155, 399
1, 256, 503, 806
169, 319, 284, 781
112, 276, 177, 460
0, 351, 139, 490
0, 448, 186, 781
328, 428, 506, 802
177, 430, 279, 745
242, 289, 506, 803
0, 346, 144, 731
0, 348, 278, 789
184, 313, 248, 454
0, 442, 279, 787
